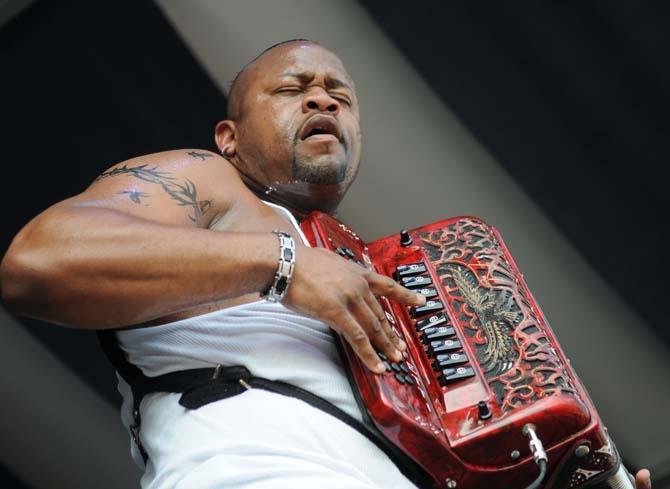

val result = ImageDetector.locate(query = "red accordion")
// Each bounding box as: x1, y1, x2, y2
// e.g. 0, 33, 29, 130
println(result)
301, 212, 630, 489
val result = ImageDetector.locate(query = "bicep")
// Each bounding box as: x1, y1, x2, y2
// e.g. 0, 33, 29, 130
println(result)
67, 149, 242, 228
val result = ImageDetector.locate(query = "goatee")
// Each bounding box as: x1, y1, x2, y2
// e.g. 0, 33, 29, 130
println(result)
292, 158, 347, 184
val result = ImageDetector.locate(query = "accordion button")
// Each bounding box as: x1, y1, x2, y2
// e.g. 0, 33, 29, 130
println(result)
399, 229, 413, 247
335, 247, 348, 257
390, 363, 402, 373
430, 339, 462, 355
383, 361, 392, 372
422, 326, 456, 342
394, 373, 406, 384
410, 300, 443, 318
399, 362, 410, 374
415, 312, 449, 331
394, 262, 426, 278
400, 275, 432, 289
404, 375, 414, 385
417, 287, 438, 299
478, 401, 492, 420
344, 248, 356, 259
441, 366, 475, 385
434, 352, 468, 368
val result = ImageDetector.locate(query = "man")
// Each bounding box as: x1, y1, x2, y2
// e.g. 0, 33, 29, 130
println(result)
0, 40, 651, 488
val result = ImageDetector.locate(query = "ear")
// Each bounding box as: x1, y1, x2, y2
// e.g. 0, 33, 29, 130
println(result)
215, 120, 238, 157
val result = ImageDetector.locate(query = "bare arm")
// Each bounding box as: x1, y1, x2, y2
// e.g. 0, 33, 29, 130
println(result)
0, 148, 426, 372
0, 149, 278, 328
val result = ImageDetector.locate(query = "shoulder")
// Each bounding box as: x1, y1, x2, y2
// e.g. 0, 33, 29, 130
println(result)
77, 148, 253, 228
103, 148, 241, 180
91, 148, 248, 196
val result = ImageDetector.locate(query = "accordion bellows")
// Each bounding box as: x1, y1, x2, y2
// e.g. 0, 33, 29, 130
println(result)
301, 212, 622, 489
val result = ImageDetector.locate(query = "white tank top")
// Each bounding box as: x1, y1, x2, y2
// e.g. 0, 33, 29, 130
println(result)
112, 202, 418, 489
116, 201, 361, 420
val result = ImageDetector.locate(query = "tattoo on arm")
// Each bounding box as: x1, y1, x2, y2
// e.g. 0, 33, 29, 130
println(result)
118, 190, 149, 204
187, 151, 214, 161
96, 164, 212, 223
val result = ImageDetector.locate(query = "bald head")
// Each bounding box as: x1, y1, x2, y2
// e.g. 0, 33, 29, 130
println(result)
227, 39, 352, 120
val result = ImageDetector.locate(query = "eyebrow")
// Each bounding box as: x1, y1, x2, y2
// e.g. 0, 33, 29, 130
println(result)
278, 72, 352, 91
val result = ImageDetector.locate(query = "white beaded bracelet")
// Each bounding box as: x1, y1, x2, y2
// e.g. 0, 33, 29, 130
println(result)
261, 230, 296, 302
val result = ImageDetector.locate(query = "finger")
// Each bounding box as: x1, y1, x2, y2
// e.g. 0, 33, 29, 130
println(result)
353, 296, 402, 363
367, 272, 426, 306
363, 292, 406, 354
338, 312, 386, 374
359, 294, 405, 362
635, 469, 651, 489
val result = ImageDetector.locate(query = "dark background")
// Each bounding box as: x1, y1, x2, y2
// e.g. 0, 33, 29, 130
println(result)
1, 1, 668, 487
0, 2, 225, 486
1, 0, 224, 399
358, 1, 670, 347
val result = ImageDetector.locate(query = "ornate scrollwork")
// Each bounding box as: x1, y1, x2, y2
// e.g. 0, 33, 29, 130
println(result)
420, 218, 577, 411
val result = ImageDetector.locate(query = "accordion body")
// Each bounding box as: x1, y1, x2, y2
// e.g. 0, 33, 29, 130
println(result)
301, 212, 624, 489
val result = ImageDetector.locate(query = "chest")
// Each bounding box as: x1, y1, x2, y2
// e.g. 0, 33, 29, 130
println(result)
208, 200, 305, 245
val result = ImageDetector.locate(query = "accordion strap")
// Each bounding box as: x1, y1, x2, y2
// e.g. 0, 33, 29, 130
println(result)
97, 331, 432, 487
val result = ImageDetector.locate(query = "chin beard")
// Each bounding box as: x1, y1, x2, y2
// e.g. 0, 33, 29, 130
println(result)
292, 156, 347, 184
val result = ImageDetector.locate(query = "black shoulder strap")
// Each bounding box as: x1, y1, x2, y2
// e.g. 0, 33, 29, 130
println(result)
96, 331, 432, 487
97, 330, 150, 462
97, 330, 143, 386
245, 376, 433, 488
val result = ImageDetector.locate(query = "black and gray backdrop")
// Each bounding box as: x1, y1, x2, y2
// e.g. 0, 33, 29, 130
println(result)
1, 1, 668, 488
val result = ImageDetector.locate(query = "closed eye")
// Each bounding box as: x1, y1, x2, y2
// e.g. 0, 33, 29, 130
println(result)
275, 86, 304, 94
330, 93, 352, 105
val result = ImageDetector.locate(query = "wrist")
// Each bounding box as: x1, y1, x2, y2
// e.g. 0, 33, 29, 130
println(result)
260, 230, 296, 302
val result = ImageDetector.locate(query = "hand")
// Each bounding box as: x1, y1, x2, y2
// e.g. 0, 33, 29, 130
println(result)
284, 246, 426, 373
635, 469, 651, 489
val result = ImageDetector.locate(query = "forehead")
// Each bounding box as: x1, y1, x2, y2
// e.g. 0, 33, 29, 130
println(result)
250, 43, 353, 86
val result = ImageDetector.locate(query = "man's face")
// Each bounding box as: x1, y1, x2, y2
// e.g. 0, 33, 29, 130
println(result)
232, 43, 362, 191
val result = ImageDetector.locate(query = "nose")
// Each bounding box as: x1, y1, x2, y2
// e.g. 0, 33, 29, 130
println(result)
302, 88, 340, 115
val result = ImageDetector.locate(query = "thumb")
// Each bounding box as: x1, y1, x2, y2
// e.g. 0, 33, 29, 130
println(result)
636, 469, 651, 489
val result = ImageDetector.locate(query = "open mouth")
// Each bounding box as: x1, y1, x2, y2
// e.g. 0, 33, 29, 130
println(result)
299, 115, 343, 142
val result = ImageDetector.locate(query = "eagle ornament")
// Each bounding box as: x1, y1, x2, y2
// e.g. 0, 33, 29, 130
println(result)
446, 263, 520, 376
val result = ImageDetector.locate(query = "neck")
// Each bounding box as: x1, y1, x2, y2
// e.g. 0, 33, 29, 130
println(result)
228, 158, 342, 219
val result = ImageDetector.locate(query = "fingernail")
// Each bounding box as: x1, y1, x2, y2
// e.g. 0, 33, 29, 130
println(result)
375, 362, 386, 373
416, 294, 426, 304
398, 340, 407, 351
392, 349, 403, 361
